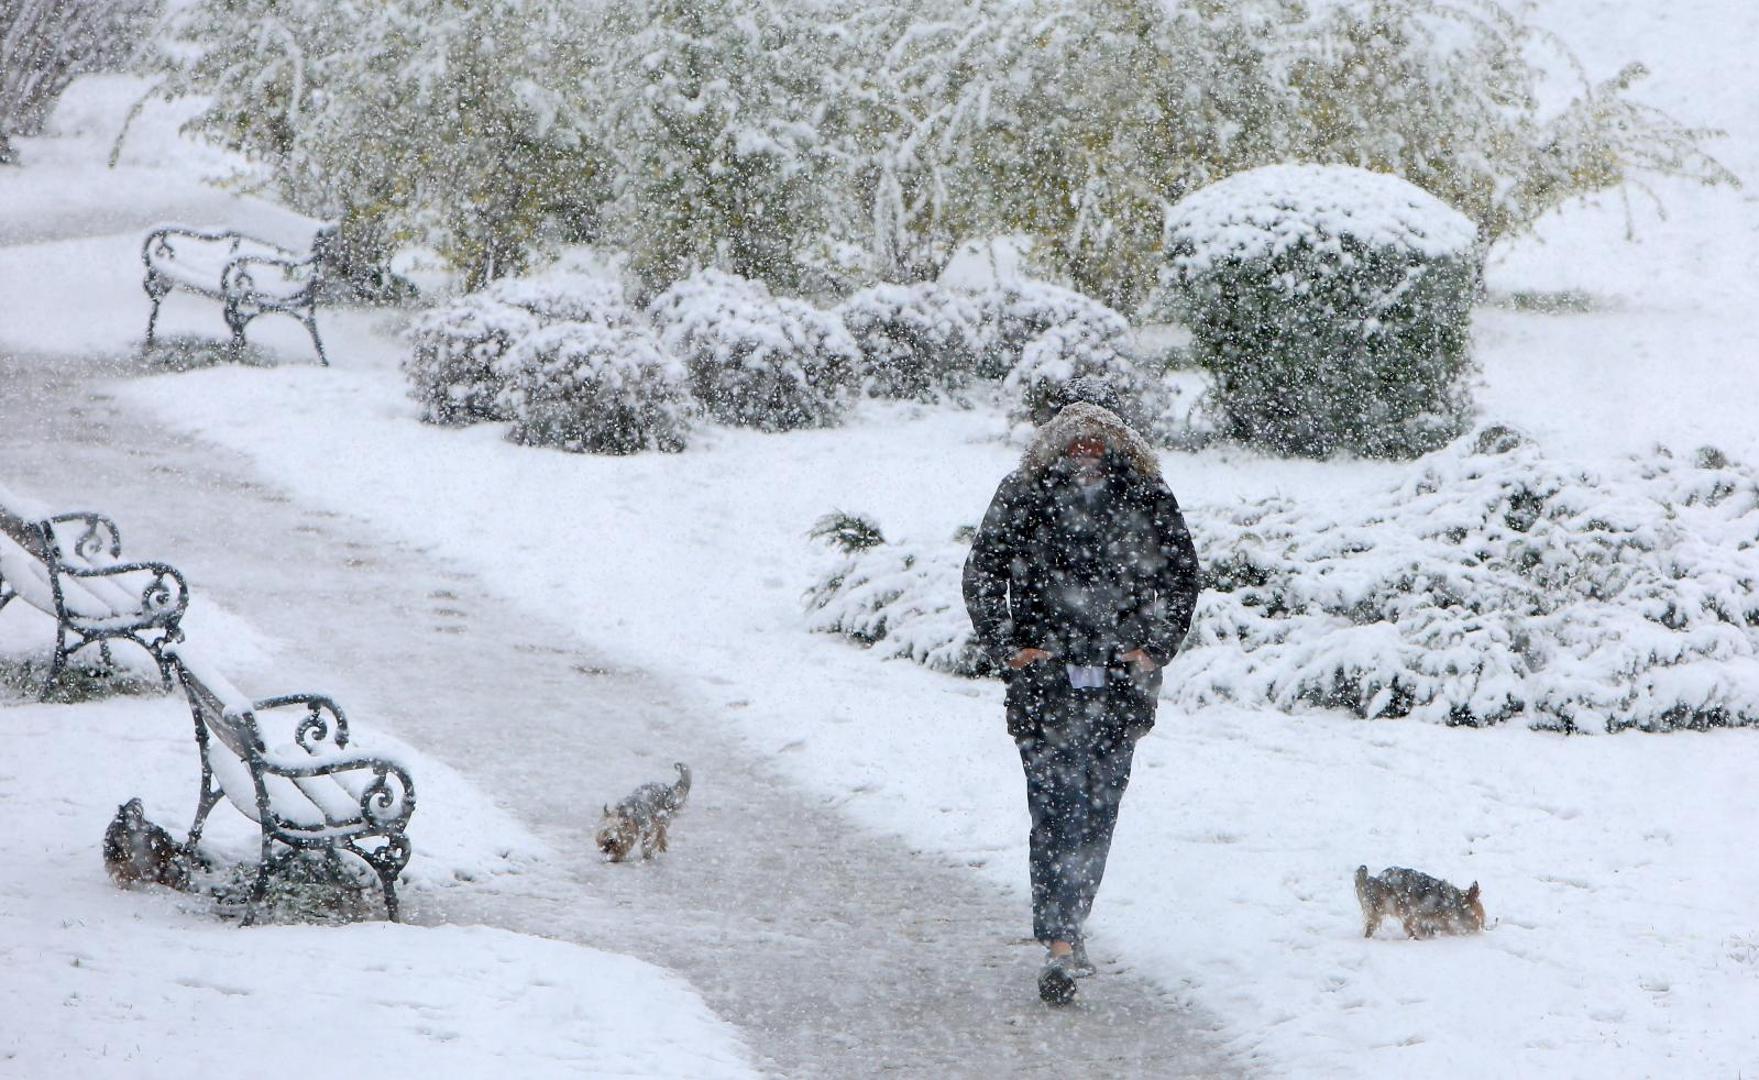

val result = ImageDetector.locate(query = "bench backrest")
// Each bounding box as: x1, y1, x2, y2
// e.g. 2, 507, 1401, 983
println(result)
166, 649, 263, 761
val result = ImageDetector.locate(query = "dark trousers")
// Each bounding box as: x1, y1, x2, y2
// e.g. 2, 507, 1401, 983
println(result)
1016, 687, 1139, 945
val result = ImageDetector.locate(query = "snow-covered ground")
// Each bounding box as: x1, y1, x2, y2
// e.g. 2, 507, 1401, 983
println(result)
4, 2, 1758, 1074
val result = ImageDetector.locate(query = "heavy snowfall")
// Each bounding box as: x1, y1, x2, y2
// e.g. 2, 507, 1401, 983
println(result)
2, 0, 1756, 1076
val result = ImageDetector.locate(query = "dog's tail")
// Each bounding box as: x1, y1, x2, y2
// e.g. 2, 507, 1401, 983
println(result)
1354, 865, 1370, 900
669, 762, 691, 810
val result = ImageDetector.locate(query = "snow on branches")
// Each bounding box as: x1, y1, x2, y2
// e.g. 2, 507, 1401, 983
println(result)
806, 429, 1759, 733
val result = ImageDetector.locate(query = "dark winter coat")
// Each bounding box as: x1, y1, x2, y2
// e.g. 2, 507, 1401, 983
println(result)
963, 404, 1201, 739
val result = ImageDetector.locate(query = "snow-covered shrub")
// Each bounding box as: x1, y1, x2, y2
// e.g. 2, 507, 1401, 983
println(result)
1003, 323, 1171, 437
805, 519, 993, 677
1162, 163, 1481, 460
1171, 428, 1759, 733
804, 429, 1759, 734
496, 323, 693, 454
973, 280, 1132, 380
837, 283, 984, 400
647, 270, 857, 432
0, 0, 160, 163
404, 269, 637, 426
404, 296, 538, 426
808, 510, 886, 554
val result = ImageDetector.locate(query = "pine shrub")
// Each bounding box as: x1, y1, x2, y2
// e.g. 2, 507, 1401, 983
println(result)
1162, 163, 1481, 459
972, 280, 1131, 380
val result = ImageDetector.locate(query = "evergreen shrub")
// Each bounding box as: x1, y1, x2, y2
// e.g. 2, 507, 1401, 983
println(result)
647, 270, 857, 432
404, 270, 634, 426
837, 283, 984, 401
497, 323, 694, 454
1162, 163, 1481, 459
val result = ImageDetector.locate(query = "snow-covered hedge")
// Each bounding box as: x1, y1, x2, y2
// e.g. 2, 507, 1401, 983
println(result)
404, 271, 636, 426
973, 279, 1131, 380
805, 515, 994, 678
1162, 164, 1481, 460
837, 283, 985, 400
805, 430, 1759, 733
647, 270, 857, 431
498, 322, 694, 454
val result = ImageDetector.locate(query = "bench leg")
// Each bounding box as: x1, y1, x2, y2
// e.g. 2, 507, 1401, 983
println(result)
144, 296, 161, 351
241, 834, 276, 926
40, 623, 72, 700
303, 311, 329, 367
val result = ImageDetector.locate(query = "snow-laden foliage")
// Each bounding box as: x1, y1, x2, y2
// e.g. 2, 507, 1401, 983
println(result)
1, 0, 160, 163
497, 323, 694, 455
404, 269, 635, 426
1179, 429, 1759, 732
1163, 163, 1480, 460
589, 0, 829, 299
647, 270, 856, 432
805, 429, 1759, 733
153, 0, 1730, 304
154, 0, 605, 289
805, 520, 995, 678
837, 282, 984, 400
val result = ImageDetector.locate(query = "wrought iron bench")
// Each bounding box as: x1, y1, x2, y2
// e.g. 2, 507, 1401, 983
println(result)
163, 645, 416, 923
0, 495, 188, 698
141, 225, 329, 365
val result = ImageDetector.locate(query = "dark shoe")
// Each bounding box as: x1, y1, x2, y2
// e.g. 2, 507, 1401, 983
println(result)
1067, 941, 1097, 978
1038, 954, 1077, 1006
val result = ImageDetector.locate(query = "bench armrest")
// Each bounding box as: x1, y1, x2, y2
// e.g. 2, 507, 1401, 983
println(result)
59, 559, 189, 627
251, 693, 351, 752
257, 749, 417, 832
45, 512, 123, 566
222, 250, 321, 305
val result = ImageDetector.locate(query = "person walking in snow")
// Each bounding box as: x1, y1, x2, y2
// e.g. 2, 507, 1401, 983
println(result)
962, 401, 1201, 1005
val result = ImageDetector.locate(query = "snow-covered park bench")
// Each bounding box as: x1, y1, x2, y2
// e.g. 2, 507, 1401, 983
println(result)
141, 226, 330, 365
164, 645, 416, 922
0, 489, 189, 698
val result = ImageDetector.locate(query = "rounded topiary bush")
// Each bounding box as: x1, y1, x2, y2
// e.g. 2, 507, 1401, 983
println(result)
496, 322, 694, 454
837, 282, 984, 400
1162, 163, 1481, 459
647, 270, 857, 432
404, 270, 637, 426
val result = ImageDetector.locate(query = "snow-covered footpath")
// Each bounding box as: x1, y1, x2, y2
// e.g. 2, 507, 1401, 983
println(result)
5, 2, 1759, 1075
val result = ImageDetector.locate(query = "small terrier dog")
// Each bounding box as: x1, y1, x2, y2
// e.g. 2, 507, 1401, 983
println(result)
103, 798, 192, 891
1355, 865, 1485, 939
596, 763, 691, 862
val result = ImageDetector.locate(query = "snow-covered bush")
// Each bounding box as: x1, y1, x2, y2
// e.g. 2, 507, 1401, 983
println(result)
837, 283, 984, 400
1163, 164, 1481, 460
1003, 324, 1170, 437
1, 0, 160, 163
404, 270, 636, 425
497, 323, 693, 454
804, 430, 1759, 734
1172, 429, 1759, 732
805, 518, 994, 677
647, 270, 857, 432
405, 296, 538, 426
973, 280, 1131, 380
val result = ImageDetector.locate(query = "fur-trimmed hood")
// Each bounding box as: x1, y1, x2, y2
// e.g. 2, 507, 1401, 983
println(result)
1020, 402, 1161, 480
